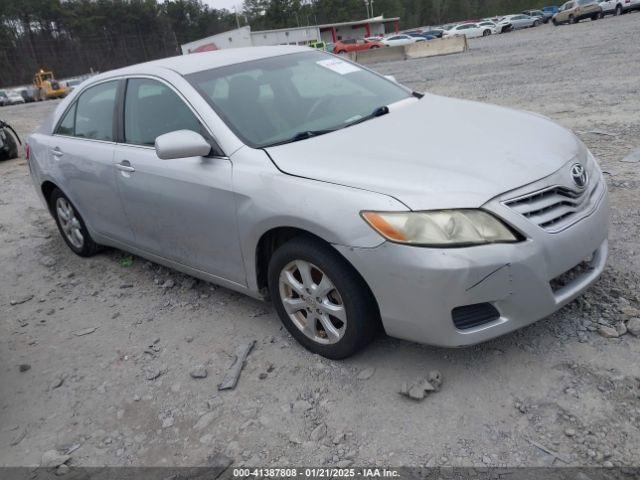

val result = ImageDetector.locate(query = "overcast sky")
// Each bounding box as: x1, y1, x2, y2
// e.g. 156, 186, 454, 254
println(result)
201, 0, 243, 11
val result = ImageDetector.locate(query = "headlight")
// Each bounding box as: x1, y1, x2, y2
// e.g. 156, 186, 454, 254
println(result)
361, 209, 519, 247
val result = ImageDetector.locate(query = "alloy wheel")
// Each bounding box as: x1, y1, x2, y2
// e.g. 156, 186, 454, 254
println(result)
278, 260, 347, 345
56, 197, 84, 249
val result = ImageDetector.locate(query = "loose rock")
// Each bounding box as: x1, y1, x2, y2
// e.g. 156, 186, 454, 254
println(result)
41, 450, 70, 468
10, 294, 34, 306
357, 368, 375, 380
399, 370, 443, 401
19, 364, 31, 373
309, 423, 327, 442
598, 325, 619, 338
193, 411, 219, 431
144, 367, 163, 381
626, 318, 640, 336
190, 364, 208, 379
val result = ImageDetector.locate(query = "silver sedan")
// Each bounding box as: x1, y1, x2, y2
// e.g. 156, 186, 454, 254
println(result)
27, 46, 609, 359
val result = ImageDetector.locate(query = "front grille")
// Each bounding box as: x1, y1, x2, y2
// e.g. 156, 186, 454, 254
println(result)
504, 176, 602, 233
452, 303, 500, 330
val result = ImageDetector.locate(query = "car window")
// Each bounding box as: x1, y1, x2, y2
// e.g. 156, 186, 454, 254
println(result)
74, 81, 118, 141
187, 51, 411, 148
56, 103, 77, 136
124, 78, 201, 147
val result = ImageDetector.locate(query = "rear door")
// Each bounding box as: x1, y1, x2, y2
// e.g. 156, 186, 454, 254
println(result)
50, 79, 133, 243
112, 77, 245, 284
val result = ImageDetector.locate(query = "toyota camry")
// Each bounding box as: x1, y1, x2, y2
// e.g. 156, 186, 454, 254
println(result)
27, 46, 609, 359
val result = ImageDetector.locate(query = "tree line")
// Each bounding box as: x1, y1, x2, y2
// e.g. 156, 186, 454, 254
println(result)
1, 0, 547, 87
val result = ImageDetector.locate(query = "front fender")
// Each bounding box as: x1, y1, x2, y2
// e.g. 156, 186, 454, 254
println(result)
231, 147, 407, 293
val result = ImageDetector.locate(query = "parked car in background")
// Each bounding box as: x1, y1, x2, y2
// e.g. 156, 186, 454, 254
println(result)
5, 90, 25, 105
523, 9, 550, 22
19, 87, 37, 103
553, 0, 603, 24
544, 5, 560, 14
420, 29, 445, 38
381, 34, 421, 47
598, 0, 617, 14
600, 0, 640, 14
501, 14, 541, 29
0, 90, 8, 106
478, 21, 500, 34
26, 46, 610, 359
408, 32, 435, 41
485, 17, 514, 32
333, 38, 383, 54
443, 23, 489, 38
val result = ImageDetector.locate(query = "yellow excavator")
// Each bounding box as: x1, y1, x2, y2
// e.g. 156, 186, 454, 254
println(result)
33, 70, 68, 101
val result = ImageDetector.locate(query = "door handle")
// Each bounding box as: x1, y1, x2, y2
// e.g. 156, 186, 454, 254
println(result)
116, 161, 135, 173
52, 147, 63, 158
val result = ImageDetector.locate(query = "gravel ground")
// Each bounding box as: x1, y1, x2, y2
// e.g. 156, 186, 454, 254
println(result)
1, 14, 639, 471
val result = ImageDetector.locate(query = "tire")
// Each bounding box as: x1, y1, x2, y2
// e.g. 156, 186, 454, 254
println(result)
0, 127, 19, 161
268, 236, 379, 359
482, 29, 491, 36
569, 14, 576, 23
370, 45, 380, 49
615, 5, 622, 15
553, 18, 559, 25
533, 20, 541, 26
50, 188, 101, 257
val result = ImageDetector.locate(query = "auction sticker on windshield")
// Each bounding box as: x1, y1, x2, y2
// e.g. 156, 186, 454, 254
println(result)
316, 58, 361, 75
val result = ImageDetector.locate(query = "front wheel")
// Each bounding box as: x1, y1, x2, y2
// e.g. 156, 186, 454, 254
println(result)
615, 5, 622, 15
268, 236, 379, 359
483, 29, 491, 36
553, 18, 559, 25
533, 20, 541, 26
50, 188, 101, 257
569, 14, 577, 23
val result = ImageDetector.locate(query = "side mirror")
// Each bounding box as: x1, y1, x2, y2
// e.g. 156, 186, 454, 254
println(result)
385, 75, 398, 83
155, 130, 212, 160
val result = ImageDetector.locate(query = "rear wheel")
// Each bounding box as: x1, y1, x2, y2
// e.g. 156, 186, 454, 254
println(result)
553, 18, 559, 25
50, 188, 101, 257
483, 29, 491, 36
533, 20, 541, 26
615, 4, 622, 15
569, 14, 577, 23
268, 236, 379, 359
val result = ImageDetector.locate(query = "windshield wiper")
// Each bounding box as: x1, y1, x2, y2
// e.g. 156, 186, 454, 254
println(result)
341, 105, 390, 129
263, 106, 390, 148
265, 129, 336, 147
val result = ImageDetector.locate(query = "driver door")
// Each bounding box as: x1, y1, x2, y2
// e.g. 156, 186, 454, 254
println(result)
112, 77, 245, 285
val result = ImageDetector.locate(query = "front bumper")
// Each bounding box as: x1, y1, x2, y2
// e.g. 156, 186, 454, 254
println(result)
335, 182, 609, 347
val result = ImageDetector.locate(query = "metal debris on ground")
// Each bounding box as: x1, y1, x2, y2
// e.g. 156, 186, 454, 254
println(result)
399, 370, 443, 401
218, 341, 255, 391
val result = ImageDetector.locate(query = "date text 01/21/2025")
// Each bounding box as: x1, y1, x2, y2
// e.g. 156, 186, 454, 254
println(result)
231, 468, 400, 477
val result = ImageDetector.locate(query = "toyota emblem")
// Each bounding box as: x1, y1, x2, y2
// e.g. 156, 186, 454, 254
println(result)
570, 163, 587, 189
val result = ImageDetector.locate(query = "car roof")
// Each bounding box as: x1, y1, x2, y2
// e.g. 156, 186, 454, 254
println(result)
92, 45, 311, 79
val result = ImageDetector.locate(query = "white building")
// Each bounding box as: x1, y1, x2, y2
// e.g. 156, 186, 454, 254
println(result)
181, 16, 400, 54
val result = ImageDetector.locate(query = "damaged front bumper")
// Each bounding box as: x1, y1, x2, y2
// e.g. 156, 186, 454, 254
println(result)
334, 185, 609, 347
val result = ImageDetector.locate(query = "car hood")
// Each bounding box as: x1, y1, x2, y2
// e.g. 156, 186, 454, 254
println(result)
265, 94, 582, 210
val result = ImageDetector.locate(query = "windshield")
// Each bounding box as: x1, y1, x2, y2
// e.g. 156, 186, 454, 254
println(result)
186, 51, 412, 148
